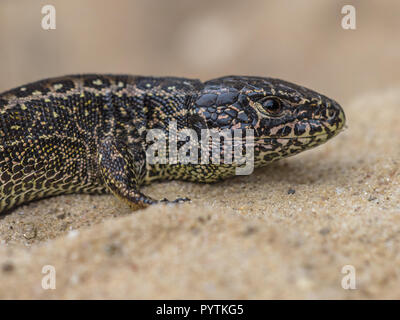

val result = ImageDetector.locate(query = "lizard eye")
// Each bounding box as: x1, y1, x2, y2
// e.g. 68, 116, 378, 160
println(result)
260, 97, 282, 115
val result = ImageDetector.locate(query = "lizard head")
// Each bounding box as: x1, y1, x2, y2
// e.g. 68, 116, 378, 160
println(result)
188, 75, 346, 166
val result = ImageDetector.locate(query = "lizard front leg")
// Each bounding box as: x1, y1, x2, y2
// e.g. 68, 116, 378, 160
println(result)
97, 136, 190, 209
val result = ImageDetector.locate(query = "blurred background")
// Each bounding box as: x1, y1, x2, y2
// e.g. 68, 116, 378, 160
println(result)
0, 0, 399, 105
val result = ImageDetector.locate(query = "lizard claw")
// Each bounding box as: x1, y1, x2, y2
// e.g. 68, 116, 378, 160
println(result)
173, 197, 191, 203
159, 197, 191, 204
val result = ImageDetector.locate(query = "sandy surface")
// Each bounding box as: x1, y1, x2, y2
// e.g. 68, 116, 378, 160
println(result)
0, 0, 399, 301
0, 88, 398, 299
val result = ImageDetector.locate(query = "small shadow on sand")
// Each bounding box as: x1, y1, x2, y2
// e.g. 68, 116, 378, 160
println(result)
220, 157, 356, 187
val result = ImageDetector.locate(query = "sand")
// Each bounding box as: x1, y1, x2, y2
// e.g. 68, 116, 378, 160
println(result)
0, 88, 399, 299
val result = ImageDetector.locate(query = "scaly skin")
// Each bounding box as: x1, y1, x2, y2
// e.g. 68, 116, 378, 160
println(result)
0, 74, 345, 213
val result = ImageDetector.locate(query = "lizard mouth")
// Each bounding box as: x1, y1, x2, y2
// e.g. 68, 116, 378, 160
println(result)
255, 133, 329, 142
253, 132, 336, 151
273, 133, 329, 140
265, 112, 346, 142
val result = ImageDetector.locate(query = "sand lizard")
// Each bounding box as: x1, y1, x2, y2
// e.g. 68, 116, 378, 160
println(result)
0, 74, 345, 213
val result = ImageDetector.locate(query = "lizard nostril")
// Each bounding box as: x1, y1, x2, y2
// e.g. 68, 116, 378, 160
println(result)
327, 109, 336, 120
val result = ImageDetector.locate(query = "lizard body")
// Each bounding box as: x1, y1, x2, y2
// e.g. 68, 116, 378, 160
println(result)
0, 74, 345, 213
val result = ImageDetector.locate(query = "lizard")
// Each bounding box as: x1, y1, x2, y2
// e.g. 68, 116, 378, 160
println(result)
0, 74, 345, 213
